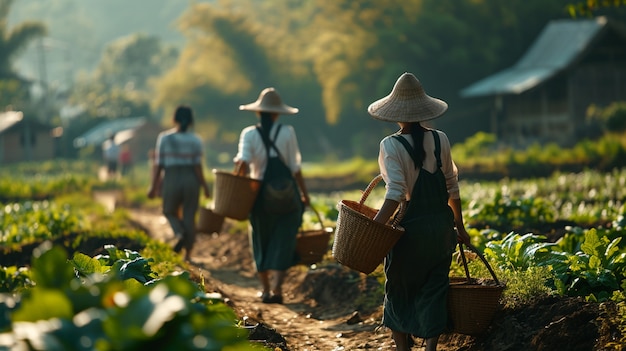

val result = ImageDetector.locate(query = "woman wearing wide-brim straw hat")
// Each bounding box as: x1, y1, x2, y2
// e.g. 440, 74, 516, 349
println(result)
369, 72, 471, 351
234, 87, 310, 305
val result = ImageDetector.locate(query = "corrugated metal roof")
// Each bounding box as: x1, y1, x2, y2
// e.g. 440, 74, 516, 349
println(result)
73, 116, 147, 148
460, 17, 608, 98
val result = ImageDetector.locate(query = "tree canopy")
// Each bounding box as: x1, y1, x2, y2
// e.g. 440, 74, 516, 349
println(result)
151, 0, 626, 159
5, 0, 626, 161
0, 0, 46, 109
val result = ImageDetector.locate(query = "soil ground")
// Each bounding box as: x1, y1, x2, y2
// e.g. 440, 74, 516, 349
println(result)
127, 205, 624, 351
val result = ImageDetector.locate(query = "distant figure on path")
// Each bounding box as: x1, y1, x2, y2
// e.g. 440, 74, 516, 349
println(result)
102, 133, 120, 179
147, 106, 210, 261
119, 144, 133, 176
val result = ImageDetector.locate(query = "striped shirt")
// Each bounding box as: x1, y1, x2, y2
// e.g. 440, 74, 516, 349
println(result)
154, 128, 204, 167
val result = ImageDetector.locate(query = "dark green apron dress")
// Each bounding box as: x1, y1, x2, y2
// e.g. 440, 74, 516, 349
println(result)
249, 124, 303, 271
382, 131, 457, 338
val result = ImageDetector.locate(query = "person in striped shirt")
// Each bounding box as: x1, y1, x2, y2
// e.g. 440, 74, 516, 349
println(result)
148, 105, 210, 260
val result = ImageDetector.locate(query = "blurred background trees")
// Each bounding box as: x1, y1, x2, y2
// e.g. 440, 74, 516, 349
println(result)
4, 0, 626, 164
0, 0, 45, 111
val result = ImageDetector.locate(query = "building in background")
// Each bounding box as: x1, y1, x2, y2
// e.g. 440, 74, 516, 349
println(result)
461, 17, 626, 147
0, 110, 56, 164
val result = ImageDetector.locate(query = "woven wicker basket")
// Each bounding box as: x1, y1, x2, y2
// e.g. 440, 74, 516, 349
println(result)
296, 205, 334, 265
212, 168, 261, 221
197, 206, 225, 234
448, 242, 505, 335
332, 175, 405, 274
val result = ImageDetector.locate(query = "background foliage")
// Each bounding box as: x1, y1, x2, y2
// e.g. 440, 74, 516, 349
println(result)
6, 0, 626, 164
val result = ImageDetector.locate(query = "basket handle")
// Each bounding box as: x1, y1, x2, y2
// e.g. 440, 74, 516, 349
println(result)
457, 241, 500, 286
308, 204, 326, 230
360, 174, 406, 228
389, 201, 407, 228
359, 174, 383, 205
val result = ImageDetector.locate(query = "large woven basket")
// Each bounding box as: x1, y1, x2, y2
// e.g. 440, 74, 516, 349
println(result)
296, 205, 334, 265
197, 206, 225, 234
212, 168, 261, 221
448, 242, 505, 335
332, 174, 405, 274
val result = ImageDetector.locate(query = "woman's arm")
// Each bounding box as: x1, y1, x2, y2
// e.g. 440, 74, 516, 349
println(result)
449, 196, 470, 245
373, 199, 400, 224
194, 164, 210, 198
293, 170, 310, 206
234, 160, 249, 176
147, 164, 164, 199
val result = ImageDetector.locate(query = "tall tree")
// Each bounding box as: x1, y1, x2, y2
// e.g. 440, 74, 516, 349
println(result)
95, 33, 178, 91
0, 0, 46, 79
153, 2, 287, 138
0, 0, 45, 109
68, 34, 176, 120
152, 0, 626, 158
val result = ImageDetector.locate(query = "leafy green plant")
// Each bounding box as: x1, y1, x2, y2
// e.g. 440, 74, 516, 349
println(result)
554, 226, 587, 254
0, 266, 33, 293
451, 131, 497, 161
542, 229, 626, 302
484, 232, 556, 271
0, 243, 259, 350
71, 245, 158, 284
0, 201, 83, 246
467, 192, 556, 232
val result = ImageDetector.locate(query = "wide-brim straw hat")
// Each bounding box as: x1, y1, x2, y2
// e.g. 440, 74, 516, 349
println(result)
239, 87, 299, 115
367, 72, 448, 123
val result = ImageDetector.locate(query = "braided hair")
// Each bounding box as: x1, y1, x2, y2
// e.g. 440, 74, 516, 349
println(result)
410, 122, 427, 169
174, 105, 194, 132
258, 112, 274, 144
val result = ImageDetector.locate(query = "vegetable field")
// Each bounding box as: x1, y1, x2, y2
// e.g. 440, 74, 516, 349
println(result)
1, 161, 626, 350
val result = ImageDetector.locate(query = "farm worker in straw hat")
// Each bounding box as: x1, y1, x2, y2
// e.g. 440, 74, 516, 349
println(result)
369, 72, 471, 351
234, 87, 311, 304
148, 105, 210, 261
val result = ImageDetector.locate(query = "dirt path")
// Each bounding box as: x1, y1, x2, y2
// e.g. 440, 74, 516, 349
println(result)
128, 208, 399, 351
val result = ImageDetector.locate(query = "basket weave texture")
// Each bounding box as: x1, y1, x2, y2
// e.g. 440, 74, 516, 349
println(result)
448, 243, 505, 335
296, 228, 333, 265
332, 175, 405, 274
197, 207, 224, 234
296, 205, 334, 265
212, 169, 261, 221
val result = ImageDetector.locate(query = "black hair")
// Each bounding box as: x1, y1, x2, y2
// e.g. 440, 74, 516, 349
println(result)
410, 122, 427, 169
258, 112, 274, 144
174, 105, 193, 132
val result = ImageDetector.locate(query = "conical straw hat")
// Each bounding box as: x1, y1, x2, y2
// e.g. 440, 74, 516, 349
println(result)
239, 87, 299, 115
367, 72, 448, 122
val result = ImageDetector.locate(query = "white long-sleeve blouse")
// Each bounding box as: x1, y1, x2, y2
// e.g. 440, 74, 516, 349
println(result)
378, 129, 460, 202
234, 123, 302, 180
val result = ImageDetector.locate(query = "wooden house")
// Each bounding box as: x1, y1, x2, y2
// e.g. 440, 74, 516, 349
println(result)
0, 111, 56, 164
461, 17, 626, 146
